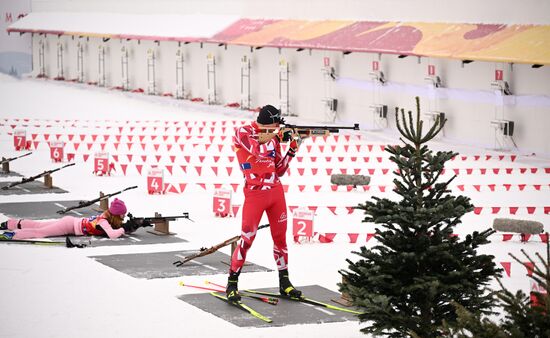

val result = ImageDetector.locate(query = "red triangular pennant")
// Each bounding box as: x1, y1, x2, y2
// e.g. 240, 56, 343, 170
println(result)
500, 262, 511, 277
232, 205, 241, 217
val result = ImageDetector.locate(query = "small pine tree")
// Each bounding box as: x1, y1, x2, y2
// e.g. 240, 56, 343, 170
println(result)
339, 97, 501, 337
449, 236, 550, 337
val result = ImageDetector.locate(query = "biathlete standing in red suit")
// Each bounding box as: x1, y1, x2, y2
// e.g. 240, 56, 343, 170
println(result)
226, 104, 302, 302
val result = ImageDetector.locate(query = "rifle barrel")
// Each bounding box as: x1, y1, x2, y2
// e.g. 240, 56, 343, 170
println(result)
1, 152, 32, 165
284, 123, 359, 130
57, 185, 138, 214
2, 163, 75, 190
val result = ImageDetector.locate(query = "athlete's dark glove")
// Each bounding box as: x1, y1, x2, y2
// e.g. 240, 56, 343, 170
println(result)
276, 128, 293, 143
122, 218, 139, 233
139, 219, 153, 228
122, 214, 153, 233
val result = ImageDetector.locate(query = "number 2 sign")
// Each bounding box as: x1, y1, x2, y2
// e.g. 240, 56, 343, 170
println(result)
292, 208, 314, 242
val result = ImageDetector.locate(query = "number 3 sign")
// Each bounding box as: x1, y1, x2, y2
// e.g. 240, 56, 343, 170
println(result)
292, 208, 314, 242
213, 188, 232, 217
147, 168, 164, 194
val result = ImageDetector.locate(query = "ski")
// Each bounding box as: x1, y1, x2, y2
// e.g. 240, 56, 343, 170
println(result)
243, 289, 364, 315
179, 282, 278, 305
210, 292, 273, 323
0, 236, 88, 248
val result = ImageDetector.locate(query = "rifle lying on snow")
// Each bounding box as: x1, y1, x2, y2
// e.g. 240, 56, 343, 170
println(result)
172, 223, 269, 266
1, 163, 75, 190
57, 185, 138, 214
258, 123, 360, 143
1, 152, 32, 166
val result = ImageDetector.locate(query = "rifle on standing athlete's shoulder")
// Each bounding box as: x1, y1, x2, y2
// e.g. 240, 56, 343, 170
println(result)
258, 122, 360, 143
57, 185, 138, 214
1, 163, 75, 190
173, 223, 269, 266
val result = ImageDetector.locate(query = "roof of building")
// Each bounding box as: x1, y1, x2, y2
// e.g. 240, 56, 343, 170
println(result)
8, 12, 550, 65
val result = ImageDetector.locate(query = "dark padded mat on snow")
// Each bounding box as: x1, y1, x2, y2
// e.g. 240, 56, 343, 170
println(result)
0, 200, 99, 219
179, 285, 360, 327
90, 250, 271, 279
0, 180, 67, 194
0, 200, 187, 247
0, 170, 23, 177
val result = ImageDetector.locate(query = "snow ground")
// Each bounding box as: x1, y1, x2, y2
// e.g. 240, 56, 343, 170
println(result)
0, 74, 548, 338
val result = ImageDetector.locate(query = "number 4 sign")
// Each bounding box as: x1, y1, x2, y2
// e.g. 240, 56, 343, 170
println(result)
49, 141, 65, 162
292, 208, 315, 242
147, 168, 164, 194
213, 188, 232, 217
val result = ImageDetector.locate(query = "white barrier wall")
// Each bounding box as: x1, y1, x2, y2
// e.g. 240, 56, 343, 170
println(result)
27, 0, 550, 155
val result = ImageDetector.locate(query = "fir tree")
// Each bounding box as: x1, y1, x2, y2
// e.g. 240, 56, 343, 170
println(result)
339, 97, 501, 337
449, 235, 550, 337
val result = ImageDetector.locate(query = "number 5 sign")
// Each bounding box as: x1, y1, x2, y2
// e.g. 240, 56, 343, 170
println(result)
213, 188, 232, 217
292, 208, 314, 242
147, 168, 164, 194
49, 141, 65, 162
94, 152, 109, 176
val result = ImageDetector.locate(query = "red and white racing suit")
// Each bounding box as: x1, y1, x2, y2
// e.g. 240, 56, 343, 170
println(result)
230, 121, 294, 273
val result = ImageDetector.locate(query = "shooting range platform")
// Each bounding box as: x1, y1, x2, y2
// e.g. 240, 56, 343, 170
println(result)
0, 170, 23, 177
78, 227, 187, 247
0, 200, 105, 219
0, 200, 187, 247
0, 180, 67, 195
90, 250, 271, 279
179, 285, 360, 327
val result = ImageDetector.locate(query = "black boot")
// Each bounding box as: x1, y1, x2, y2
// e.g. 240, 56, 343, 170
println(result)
279, 269, 302, 298
226, 271, 241, 302
0, 221, 7, 230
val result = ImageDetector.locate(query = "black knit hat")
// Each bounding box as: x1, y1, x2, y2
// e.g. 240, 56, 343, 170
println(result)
257, 105, 281, 124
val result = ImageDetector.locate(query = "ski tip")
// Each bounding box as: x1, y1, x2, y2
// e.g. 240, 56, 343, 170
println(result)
178, 281, 185, 286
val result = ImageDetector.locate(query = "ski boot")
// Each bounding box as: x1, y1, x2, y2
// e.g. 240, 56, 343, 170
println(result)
0, 221, 7, 230
226, 271, 241, 302
279, 269, 302, 298
0, 231, 15, 240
